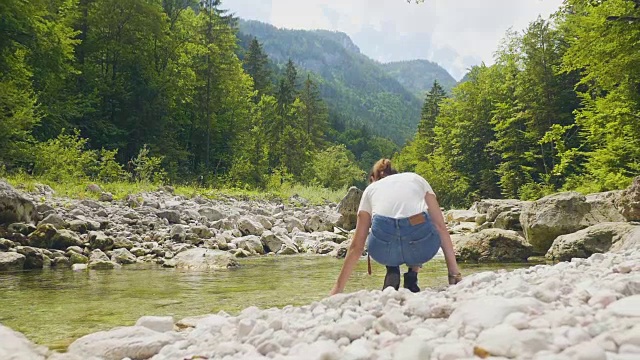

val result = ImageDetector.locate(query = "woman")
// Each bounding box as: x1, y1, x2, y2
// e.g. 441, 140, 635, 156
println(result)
330, 159, 462, 295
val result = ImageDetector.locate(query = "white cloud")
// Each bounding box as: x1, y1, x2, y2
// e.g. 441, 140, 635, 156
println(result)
224, 0, 563, 80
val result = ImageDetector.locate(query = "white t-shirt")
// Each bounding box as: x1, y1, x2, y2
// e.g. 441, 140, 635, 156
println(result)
358, 172, 435, 218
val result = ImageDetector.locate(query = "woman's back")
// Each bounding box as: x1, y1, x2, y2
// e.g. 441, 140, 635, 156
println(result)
358, 172, 435, 218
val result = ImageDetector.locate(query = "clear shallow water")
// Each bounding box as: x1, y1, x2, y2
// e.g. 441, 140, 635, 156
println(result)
0, 256, 534, 351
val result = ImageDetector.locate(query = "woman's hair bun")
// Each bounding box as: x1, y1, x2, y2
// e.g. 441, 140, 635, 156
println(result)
371, 159, 397, 182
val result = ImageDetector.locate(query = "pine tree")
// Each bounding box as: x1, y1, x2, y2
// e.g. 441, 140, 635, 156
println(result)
415, 80, 447, 156
243, 38, 273, 101
276, 59, 298, 116
299, 74, 329, 150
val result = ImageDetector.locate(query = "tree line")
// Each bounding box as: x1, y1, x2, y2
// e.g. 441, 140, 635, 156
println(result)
0, 0, 368, 190
397, 0, 640, 208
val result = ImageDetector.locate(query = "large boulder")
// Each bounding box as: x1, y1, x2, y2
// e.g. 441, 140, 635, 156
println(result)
156, 210, 181, 224
471, 199, 524, 223
546, 223, 640, 261
39, 213, 66, 229
336, 187, 363, 230
453, 229, 534, 262
0, 324, 48, 360
617, 176, 640, 221
586, 190, 626, 222
520, 192, 624, 254
305, 213, 335, 232
231, 235, 265, 255
89, 231, 114, 251
0, 238, 15, 251
27, 224, 59, 249
284, 216, 305, 233
51, 229, 84, 250
16, 246, 47, 269
237, 217, 265, 236
493, 210, 523, 231
7, 223, 36, 236
261, 230, 298, 254
0, 181, 37, 225
445, 209, 479, 223
163, 248, 238, 270
198, 207, 225, 221
0, 252, 26, 271
67, 326, 180, 360
111, 248, 137, 265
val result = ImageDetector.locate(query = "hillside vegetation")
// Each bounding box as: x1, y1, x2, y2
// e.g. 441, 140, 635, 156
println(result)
383, 60, 458, 96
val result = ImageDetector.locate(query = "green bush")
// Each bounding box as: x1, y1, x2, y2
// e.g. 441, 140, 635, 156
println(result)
95, 149, 126, 182
265, 166, 295, 192
32, 129, 128, 184
131, 145, 166, 183
33, 129, 96, 183
304, 145, 365, 190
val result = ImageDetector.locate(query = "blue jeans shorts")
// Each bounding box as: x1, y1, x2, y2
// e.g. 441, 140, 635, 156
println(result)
366, 212, 441, 268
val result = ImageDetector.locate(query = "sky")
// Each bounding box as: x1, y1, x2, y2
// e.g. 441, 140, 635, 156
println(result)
223, 0, 564, 80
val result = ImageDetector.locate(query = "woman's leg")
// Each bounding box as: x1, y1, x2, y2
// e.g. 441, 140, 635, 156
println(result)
383, 266, 401, 290
403, 265, 421, 293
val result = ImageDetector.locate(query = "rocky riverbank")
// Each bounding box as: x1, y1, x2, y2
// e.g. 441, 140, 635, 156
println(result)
1, 177, 639, 359
1, 177, 639, 271
0, 181, 361, 272
2, 248, 639, 359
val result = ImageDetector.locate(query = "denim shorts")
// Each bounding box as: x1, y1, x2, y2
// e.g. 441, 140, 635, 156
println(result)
366, 212, 441, 267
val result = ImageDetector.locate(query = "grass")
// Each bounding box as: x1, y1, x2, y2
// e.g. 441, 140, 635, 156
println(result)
2, 172, 348, 205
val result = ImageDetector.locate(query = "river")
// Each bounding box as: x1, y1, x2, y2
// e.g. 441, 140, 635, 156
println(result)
0, 255, 534, 351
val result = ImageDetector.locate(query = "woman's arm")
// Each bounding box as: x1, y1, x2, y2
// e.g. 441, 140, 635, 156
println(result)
425, 193, 462, 283
330, 211, 372, 295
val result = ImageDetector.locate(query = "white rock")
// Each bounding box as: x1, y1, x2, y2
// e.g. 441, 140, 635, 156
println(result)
135, 316, 174, 333
374, 314, 400, 335
392, 336, 433, 360
588, 290, 619, 308
607, 354, 640, 360
67, 326, 181, 360
503, 312, 530, 330
613, 324, 640, 347
0, 324, 48, 360
431, 343, 471, 360
289, 340, 340, 360
475, 324, 519, 357
619, 344, 640, 354
343, 339, 373, 360
608, 295, 640, 317
449, 296, 543, 329
513, 329, 550, 355
561, 340, 606, 360
71, 263, 87, 271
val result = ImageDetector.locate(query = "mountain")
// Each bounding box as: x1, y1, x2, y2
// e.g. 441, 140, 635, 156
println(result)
382, 60, 457, 97
238, 20, 422, 144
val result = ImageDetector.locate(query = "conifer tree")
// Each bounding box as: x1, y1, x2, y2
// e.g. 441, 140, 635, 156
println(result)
299, 74, 329, 150
243, 38, 273, 101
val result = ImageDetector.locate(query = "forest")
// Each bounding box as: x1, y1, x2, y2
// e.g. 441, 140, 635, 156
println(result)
1, 0, 638, 206
396, 0, 640, 207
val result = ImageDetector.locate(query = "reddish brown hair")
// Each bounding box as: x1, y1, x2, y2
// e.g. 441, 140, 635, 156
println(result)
370, 159, 397, 182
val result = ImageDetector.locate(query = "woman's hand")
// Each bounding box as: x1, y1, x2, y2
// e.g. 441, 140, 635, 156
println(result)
448, 272, 463, 285
329, 212, 371, 296
425, 193, 462, 281
329, 284, 342, 296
